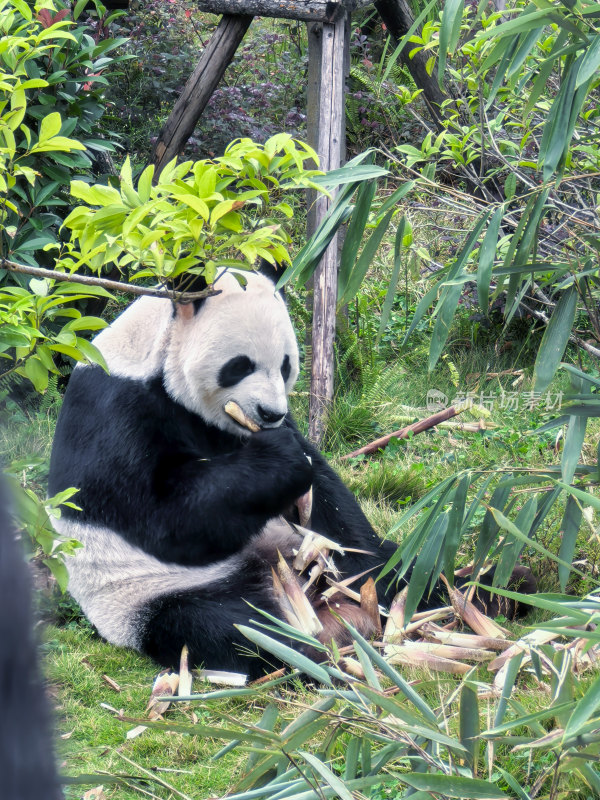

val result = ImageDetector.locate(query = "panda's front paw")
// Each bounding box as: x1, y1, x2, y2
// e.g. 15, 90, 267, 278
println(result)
249, 427, 313, 497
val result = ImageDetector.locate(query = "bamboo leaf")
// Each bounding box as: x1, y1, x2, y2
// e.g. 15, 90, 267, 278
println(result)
576, 33, 600, 87
402, 277, 444, 346
460, 682, 480, 772
404, 512, 448, 623
533, 285, 578, 394
439, 0, 465, 89
494, 652, 525, 729
428, 211, 491, 369
493, 497, 537, 588
376, 180, 415, 218
496, 768, 533, 800
562, 414, 587, 485
477, 207, 503, 311
339, 210, 394, 306
429, 282, 464, 372
444, 472, 471, 585
473, 481, 513, 572
402, 773, 507, 798
343, 737, 360, 781
488, 506, 588, 580
377, 216, 406, 346
235, 625, 332, 685
342, 623, 438, 723
338, 178, 376, 300
300, 752, 353, 800
557, 494, 582, 592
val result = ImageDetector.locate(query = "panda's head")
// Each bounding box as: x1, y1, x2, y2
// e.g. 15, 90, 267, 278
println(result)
164, 270, 300, 436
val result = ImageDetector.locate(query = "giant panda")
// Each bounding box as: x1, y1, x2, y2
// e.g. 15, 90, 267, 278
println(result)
48, 268, 401, 678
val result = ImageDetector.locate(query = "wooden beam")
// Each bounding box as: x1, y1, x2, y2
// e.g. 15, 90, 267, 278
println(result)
196, 0, 374, 23
307, 16, 347, 444
152, 15, 252, 177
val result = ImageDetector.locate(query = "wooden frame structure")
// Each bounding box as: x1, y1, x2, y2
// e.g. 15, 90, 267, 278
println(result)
152, 0, 375, 443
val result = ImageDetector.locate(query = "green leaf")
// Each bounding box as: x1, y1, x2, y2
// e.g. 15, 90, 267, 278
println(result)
24, 356, 48, 393
74, 338, 109, 372
376, 216, 406, 346
533, 286, 578, 394
300, 752, 353, 800
439, 0, 465, 89
460, 683, 480, 772
504, 174, 516, 202
38, 112, 62, 143
557, 494, 582, 592
477, 207, 503, 311
338, 209, 394, 307
576, 33, 600, 88
402, 773, 507, 798
338, 178, 376, 301
236, 625, 332, 685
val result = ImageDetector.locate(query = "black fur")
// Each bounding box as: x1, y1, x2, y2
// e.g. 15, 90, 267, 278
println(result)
48, 363, 398, 674
0, 478, 61, 800
49, 367, 396, 574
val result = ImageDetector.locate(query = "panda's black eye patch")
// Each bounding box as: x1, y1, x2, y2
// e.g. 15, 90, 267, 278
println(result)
218, 356, 256, 388
281, 354, 291, 382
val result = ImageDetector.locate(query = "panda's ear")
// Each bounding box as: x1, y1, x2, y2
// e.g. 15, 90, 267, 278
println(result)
256, 258, 283, 286
169, 272, 209, 317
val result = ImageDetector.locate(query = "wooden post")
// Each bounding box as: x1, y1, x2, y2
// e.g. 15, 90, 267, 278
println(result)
152, 15, 252, 177
307, 15, 348, 444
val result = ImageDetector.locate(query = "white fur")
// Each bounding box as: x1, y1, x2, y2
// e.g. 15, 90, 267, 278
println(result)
55, 517, 301, 648
90, 271, 299, 436
92, 296, 173, 380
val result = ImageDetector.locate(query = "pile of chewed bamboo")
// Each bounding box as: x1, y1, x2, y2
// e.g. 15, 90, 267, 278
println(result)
275, 528, 600, 693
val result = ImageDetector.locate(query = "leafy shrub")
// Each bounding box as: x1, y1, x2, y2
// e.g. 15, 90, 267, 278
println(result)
0, 0, 128, 273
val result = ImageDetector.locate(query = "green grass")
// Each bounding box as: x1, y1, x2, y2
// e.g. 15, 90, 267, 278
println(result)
44, 625, 274, 799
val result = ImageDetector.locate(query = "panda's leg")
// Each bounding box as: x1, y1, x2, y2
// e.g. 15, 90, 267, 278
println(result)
140, 581, 284, 680
139, 524, 303, 680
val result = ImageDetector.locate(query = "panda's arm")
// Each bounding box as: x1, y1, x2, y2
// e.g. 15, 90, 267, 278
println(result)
285, 419, 398, 597
49, 369, 313, 566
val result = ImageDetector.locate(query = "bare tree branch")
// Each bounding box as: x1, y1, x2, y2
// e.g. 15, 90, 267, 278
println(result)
0, 259, 219, 303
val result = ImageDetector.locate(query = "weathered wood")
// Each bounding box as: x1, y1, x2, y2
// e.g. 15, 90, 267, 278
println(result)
196, 0, 374, 23
152, 15, 252, 176
307, 16, 347, 444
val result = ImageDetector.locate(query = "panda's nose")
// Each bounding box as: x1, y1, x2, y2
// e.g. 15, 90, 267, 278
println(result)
257, 405, 285, 425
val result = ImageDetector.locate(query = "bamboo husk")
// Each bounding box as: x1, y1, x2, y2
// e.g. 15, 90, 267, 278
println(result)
360, 577, 383, 636
178, 645, 193, 698
386, 644, 472, 675
146, 670, 180, 720
293, 529, 344, 573
488, 630, 559, 672
196, 670, 248, 686
275, 552, 323, 636
383, 587, 408, 643
441, 576, 509, 639
393, 640, 495, 662
420, 623, 510, 652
